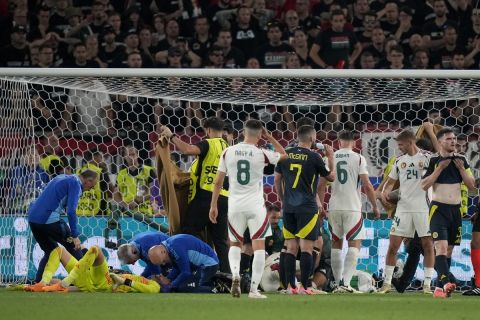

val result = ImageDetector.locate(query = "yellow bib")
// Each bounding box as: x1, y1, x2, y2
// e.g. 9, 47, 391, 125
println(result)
76, 163, 103, 216
189, 138, 229, 201
116, 166, 154, 216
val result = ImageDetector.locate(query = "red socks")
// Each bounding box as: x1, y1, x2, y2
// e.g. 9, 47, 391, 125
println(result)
471, 248, 480, 287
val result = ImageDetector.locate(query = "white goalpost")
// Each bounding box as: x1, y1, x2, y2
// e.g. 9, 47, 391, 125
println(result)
0, 68, 478, 289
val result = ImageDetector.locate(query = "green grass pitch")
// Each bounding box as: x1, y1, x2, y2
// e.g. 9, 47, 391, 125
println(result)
2, 289, 479, 320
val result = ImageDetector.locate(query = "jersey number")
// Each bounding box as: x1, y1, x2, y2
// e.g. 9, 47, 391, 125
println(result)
237, 160, 250, 185
337, 161, 348, 184
406, 169, 419, 180
289, 164, 303, 188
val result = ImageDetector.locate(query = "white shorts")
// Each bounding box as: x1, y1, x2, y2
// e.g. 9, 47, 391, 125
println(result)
228, 205, 272, 243
328, 211, 365, 241
390, 211, 430, 238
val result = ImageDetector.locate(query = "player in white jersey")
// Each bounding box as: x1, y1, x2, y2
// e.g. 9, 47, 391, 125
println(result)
319, 130, 379, 293
378, 130, 435, 294
209, 119, 287, 299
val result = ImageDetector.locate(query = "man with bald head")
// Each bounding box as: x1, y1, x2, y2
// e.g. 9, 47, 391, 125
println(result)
149, 234, 219, 293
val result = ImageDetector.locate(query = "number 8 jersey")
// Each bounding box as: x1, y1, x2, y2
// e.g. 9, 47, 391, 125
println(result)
218, 142, 281, 211
329, 148, 369, 212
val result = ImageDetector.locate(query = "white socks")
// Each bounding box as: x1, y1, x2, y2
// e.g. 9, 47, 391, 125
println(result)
343, 247, 360, 287
424, 267, 434, 287
229, 246, 241, 280
251, 250, 266, 293
331, 248, 343, 284
384, 265, 395, 285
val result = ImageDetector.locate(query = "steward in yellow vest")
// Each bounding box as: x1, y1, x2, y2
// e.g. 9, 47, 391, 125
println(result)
115, 145, 156, 216
159, 117, 230, 272
76, 149, 112, 216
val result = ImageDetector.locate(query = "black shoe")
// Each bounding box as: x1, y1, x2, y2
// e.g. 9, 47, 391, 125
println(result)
391, 278, 406, 293
462, 287, 480, 296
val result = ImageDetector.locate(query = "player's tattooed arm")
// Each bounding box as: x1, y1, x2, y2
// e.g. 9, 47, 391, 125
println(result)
454, 158, 476, 191
323, 145, 335, 182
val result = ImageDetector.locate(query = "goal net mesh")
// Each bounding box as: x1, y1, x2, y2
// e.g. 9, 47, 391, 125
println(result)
0, 72, 478, 290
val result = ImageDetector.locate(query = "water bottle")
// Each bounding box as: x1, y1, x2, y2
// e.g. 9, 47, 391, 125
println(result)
315, 143, 325, 151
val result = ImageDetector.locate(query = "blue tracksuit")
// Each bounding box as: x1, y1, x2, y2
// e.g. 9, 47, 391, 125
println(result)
163, 234, 219, 290
131, 231, 169, 277
28, 174, 82, 237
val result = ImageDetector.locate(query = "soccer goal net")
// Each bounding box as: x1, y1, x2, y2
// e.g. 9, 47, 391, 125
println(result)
0, 69, 478, 288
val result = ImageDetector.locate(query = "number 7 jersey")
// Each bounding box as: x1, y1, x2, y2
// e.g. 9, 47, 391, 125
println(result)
329, 148, 369, 212
218, 142, 281, 211
275, 147, 330, 214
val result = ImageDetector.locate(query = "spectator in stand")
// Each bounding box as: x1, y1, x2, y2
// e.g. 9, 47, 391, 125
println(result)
406, 33, 425, 58
63, 7, 92, 42
161, 46, 185, 68
28, 6, 53, 42
107, 12, 123, 42
123, 6, 144, 32
151, 13, 166, 47
431, 26, 458, 69
295, 0, 321, 38
444, 103, 471, 134
252, 0, 275, 31
452, 50, 466, 70
62, 42, 101, 67
422, 0, 456, 51
380, 1, 399, 36
395, 6, 421, 53
6, 148, 50, 213
206, 44, 226, 68
465, 38, 480, 68
412, 49, 431, 69
356, 11, 378, 49
359, 50, 377, 69
230, 5, 265, 59
291, 28, 312, 67
31, 45, 71, 133
427, 108, 443, 125
246, 57, 260, 68
352, 0, 371, 36
460, 8, 480, 52
1, 25, 30, 67
37, 132, 68, 177
114, 145, 157, 216
89, 1, 108, 34
156, 0, 202, 37
283, 10, 300, 42
49, 0, 69, 34
0, 6, 29, 47
283, 52, 302, 69
189, 16, 213, 62
85, 34, 107, 67
216, 28, 245, 68
310, 10, 362, 69
154, 19, 181, 64
386, 45, 407, 69
365, 27, 387, 65
139, 27, 159, 63
99, 25, 126, 67
256, 21, 293, 68
113, 29, 153, 67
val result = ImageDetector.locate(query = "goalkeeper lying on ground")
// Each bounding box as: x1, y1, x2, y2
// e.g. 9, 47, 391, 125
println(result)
28, 245, 160, 293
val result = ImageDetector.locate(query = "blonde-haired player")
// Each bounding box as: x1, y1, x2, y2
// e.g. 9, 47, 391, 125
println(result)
209, 119, 287, 299
320, 130, 379, 293
378, 129, 435, 294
